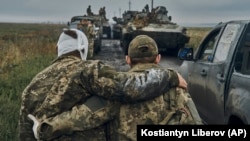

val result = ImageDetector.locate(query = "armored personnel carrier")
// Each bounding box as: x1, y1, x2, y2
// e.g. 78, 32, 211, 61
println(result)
112, 11, 138, 39
120, 6, 190, 55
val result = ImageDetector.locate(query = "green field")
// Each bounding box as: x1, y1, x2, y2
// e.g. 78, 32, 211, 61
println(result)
0, 23, 210, 141
0, 23, 67, 141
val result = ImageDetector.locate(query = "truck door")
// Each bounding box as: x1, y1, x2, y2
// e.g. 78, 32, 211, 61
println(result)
187, 27, 222, 123
227, 23, 250, 124
205, 23, 244, 124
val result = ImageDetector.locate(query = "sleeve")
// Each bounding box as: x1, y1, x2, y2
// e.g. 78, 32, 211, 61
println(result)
38, 96, 120, 140
88, 26, 95, 36
36, 60, 181, 140
166, 68, 179, 88
80, 60, 180, 103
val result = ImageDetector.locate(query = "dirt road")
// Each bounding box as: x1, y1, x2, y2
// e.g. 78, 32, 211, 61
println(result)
93, 39, 183, 72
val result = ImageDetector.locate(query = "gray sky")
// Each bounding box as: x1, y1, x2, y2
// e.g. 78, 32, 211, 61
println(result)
1, 0, 250, 26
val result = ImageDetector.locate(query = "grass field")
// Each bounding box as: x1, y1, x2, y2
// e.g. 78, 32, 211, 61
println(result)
0, 23, 211, 141
0, 23, 67, 141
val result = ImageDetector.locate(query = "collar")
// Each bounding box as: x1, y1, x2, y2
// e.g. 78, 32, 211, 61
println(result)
129, 63, 162, 72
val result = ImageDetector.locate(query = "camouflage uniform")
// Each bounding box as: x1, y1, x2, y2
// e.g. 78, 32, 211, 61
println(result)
108, 35, 202, 141
109, 64, 202, 141
77, 20, 94, 59
77, 20, 88, 33
25, 35, 201, 141
87, 22, 95, 59
19, 55, 180, 141
19, 55, 89, 141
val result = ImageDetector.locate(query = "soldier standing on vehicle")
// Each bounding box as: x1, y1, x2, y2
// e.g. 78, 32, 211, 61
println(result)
143, 4, 149, 13
86, 5, 92, 16
99, 7, 103, 16
102, 6, 107, 20
98, 6, 107, 20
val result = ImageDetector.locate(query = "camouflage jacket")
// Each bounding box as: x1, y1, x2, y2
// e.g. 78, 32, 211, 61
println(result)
19, 55, 89, 141
109, 63, 203, 141
87, 24, 95, 39
19, 57, 179, 141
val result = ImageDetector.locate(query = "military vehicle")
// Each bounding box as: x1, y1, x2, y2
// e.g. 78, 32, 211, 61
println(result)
112, 17, 124, 39
102, 21, 111, 39
112, 11, 138, 40
120, 6, 190, 55
68, 15, 102, 54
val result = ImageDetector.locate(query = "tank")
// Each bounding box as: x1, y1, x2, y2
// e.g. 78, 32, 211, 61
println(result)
120, 6, 190, 55
112, 11, 138, 40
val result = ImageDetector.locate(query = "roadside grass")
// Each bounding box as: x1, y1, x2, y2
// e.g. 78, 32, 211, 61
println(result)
186, 27, 211, 49
0, 23, 210, 141
0, 23, 66, 141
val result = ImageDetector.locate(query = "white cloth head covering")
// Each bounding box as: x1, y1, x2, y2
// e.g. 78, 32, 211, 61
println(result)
57, 28, 89, 60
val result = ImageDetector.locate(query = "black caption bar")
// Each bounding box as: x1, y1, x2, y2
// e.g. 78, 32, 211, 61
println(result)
137, 125, 250, 140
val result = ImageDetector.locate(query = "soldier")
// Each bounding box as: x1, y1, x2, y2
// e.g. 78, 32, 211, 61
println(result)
86, 5, 92, 16
77, 19, 88, 32
86, 20, 96, 59
20, 30, 187, 140
28, 35, 201, 141
18, 28, 89, 141
110, 35, 202, 140
99, 7, 103, 16
102, 6, 107, 20
143, 4, 149, 13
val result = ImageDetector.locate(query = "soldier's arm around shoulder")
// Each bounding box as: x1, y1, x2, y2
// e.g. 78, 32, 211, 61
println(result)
80, 60, 182, 103
165, 68, 188, 89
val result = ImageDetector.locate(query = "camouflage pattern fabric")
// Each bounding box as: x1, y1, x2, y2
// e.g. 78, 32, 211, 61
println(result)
108, 63, 202, 141
38, 97, 120, 141
19, 55, 90, 141
78, 23, 94, 59
87, 24, 95, 58
34, 60, 180, 141
128, 35, 158, 58
87, 38, 94, 59
87, 24, 96, 39
19, 58, 180, 141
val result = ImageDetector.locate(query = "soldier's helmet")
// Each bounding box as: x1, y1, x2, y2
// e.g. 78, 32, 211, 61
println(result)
128, 35, 158, 58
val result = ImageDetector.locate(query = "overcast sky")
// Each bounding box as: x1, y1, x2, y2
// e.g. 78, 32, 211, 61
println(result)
1, 0, 250, 26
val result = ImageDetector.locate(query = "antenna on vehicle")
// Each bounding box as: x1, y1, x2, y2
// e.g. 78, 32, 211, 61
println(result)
129, 0, 131, 10
151, 0, 154, 10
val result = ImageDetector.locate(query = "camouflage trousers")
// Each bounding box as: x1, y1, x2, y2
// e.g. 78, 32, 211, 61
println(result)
87, 39, 94, 59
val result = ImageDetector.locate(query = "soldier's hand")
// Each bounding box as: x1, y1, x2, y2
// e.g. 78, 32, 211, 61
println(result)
28, 114, 40, 140
177, 73, 187, 90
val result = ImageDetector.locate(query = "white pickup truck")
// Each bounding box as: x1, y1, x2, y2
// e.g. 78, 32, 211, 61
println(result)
178, 20, 250, 124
